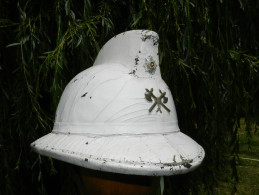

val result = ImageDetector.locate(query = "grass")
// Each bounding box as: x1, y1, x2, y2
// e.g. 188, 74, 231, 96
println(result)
236, 119, 259, 195
215, 119, 259, 194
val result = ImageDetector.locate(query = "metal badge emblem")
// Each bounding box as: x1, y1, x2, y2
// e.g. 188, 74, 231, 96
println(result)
145, 88, 170, 113
144, 56, 157, 74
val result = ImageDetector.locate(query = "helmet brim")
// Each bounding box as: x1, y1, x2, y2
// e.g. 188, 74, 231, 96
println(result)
31, 131, 204, 176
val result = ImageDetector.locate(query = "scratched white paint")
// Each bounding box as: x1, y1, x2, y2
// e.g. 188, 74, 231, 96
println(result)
31, 30, 205, 176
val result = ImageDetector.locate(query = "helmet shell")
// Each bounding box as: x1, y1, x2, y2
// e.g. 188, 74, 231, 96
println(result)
31, 30, 205, 176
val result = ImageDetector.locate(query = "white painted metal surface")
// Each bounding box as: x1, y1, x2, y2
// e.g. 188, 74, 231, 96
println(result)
31, 30, 205, 176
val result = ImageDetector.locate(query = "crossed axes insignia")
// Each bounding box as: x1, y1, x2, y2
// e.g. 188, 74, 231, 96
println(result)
145, 88, 170, 113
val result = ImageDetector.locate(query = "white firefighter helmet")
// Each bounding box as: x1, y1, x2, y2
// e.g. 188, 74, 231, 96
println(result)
31, 30, 205, 176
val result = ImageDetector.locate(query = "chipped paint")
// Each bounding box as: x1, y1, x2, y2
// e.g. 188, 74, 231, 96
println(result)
135, 55, 139, 65
129, 70, 136, 76
81, 92, 88, 97
141, 33, 159, 46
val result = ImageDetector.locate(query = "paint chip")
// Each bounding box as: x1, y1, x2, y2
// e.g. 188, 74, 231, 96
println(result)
81, 92, 88, 97
183, 163, 192, 168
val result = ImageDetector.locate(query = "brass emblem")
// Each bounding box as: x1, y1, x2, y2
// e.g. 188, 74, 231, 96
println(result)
144, 56, 157, 74
145, 88, 170, 113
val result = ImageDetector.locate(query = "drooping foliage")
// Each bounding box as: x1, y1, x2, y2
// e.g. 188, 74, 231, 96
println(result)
0, 0, 258, 194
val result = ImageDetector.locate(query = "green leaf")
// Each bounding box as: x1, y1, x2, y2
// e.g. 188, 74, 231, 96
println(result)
76, 35, 82, 47
6, 42, 21, 47
160, 176, 164, 195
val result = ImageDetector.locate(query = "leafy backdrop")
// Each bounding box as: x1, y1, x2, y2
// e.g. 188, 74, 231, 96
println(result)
0, 0, 258, 194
